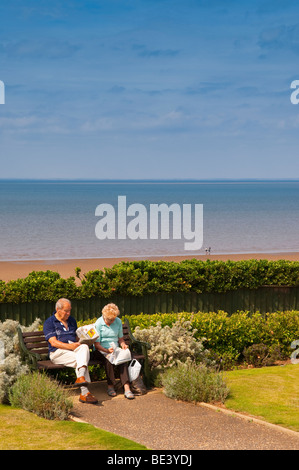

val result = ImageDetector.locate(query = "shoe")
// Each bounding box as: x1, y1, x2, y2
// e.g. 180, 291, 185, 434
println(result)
75, 376, 89, 386
79, 392, 98, 404
124, 390, 135, 400
107, 388, 117, 397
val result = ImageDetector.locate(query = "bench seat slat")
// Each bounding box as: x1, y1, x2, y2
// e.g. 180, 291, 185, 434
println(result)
131, 353, 144, 360
37, 361, 66, 370
30, 348, 50, 355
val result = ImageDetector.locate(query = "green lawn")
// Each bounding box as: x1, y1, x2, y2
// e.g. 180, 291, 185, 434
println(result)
224, 364, 299, 432
0, 404, 147, 450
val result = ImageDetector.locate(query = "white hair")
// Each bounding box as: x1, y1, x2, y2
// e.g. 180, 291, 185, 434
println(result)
102, 303, 120, 320
55, 298, 71, 311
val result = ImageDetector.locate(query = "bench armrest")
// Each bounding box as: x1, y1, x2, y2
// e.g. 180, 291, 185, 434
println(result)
123, 318, 151, 387
123, 318, 150, 351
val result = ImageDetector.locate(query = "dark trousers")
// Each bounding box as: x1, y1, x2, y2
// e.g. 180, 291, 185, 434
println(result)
93, 349, 129, 387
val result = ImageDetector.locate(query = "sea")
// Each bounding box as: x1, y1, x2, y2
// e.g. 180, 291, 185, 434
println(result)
1, 179, 299, 261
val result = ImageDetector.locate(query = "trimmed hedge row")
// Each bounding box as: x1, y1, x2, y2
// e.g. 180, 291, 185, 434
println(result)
77, 310, 299, 368
2, 258, 299, 303
123, 310, 299, 365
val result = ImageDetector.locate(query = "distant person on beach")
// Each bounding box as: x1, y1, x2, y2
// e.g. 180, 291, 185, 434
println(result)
93, 303, 135, 399
43, 298, 98, 404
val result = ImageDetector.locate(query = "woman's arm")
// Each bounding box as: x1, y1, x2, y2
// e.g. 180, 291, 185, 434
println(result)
94, 341, 113, 354
118, 337, 128, 349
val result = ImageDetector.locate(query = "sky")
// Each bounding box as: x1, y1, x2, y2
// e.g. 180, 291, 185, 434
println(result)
0, 0, 299, 180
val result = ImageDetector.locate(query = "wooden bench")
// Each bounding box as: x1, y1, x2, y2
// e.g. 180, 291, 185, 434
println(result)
17, 318, 151, 387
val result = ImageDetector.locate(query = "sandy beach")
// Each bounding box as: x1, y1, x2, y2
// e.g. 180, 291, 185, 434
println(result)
1, 252, 299, 282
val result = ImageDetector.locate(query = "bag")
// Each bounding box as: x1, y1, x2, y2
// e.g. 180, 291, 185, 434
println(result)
76, 324, 99, 346
130, 376, 147, 396
128, 358, 142, 382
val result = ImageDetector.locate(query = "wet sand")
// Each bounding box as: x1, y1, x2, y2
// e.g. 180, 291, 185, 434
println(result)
1, 252, 299, 281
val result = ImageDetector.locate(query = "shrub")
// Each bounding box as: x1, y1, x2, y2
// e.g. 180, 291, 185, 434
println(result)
133, 319, 210, 370
160, 362, 229, 404
0, 318, 43, 403
78, 259, 299, 297
0, 270, 78, 303
9, 371, 73, 420
242, 343, 282, 367
3, 259, 299, 303
126, 311, 299, 368
208, 348, 240, 370
74, 310, 299, 370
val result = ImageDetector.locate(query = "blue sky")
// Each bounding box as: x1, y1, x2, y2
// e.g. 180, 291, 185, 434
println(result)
1, 0, 299, 179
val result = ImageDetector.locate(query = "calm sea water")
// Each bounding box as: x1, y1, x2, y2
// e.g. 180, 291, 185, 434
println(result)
0, 180, 299, 261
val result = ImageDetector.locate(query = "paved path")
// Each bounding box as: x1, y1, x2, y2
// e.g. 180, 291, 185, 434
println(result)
69, 382, 299, 450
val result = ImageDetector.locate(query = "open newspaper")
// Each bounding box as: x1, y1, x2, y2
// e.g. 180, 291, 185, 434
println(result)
76, 324, 99, 346
102, 342, 131, 365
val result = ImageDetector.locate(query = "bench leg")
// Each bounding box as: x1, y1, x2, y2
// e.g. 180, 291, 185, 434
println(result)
142, 354, 151, 388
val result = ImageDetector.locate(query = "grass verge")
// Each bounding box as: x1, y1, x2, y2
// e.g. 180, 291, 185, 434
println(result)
224, 364, 299, 432
0, 404, 147, 450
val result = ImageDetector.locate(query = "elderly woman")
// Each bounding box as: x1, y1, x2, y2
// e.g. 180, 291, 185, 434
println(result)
93, 303, 135, 399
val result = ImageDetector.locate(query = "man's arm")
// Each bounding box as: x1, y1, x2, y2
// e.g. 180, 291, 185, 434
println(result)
48, 336, 81, 351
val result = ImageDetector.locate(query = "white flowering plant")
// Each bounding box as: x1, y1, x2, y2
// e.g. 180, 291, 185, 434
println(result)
133, 319, 211, 370
0, 318, 41, 403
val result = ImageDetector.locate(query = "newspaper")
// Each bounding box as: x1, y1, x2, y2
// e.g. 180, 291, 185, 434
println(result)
102, 342, 131, 365
76, 324, 99, 346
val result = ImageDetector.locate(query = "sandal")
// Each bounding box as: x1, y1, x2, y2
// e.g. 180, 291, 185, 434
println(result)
124, 390, 135, 400
107, 387, 117, 397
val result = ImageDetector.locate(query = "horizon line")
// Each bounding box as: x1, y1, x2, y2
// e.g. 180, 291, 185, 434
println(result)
1, 178, 299, 183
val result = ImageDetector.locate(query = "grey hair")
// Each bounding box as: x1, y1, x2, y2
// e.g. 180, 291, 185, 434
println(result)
55, 298, 71, 311
102, 303, 120, 320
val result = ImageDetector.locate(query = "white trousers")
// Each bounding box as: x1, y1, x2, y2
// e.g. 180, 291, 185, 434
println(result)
50, 344, 91, 382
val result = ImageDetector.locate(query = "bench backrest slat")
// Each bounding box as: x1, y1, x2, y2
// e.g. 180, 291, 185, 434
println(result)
122, 325, 130, 346
26, 341, 48, 350
22, 331, 45, 338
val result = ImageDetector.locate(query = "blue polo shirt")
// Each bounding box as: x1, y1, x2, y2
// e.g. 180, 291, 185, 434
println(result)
94, 316, 123, 350
43, 313, 78, 353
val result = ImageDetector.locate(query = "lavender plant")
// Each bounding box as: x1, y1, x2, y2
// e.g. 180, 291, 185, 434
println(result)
161, 361, 229, 404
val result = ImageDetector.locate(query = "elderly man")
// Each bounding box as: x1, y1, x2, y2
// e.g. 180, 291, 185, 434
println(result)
43, 298, 98, 404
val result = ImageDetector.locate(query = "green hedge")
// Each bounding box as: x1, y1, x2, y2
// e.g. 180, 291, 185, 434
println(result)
2, 259, 299, 303
75, 310, 299, 369
123, 310, 299, 364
